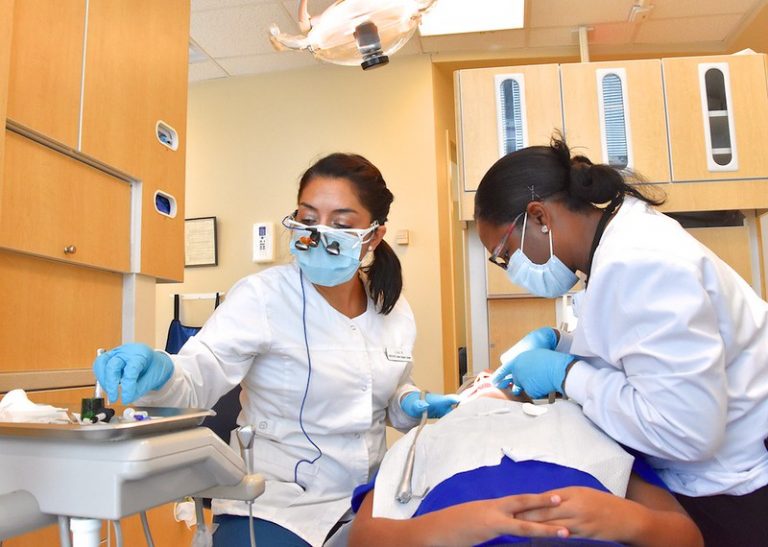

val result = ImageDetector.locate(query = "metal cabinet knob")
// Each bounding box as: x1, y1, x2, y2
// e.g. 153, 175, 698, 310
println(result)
63, 245, 77, 254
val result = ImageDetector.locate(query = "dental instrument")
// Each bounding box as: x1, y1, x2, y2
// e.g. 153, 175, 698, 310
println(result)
95, 348, 108, 404
395, 391, 428, 504
236, 425, 258, 547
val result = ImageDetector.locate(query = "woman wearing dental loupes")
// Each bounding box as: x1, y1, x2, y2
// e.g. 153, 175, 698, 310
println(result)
93, 153, 458, 547
476, 137, 768, 546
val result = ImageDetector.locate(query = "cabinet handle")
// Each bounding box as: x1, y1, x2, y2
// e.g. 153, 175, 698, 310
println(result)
63, 245, 77, 254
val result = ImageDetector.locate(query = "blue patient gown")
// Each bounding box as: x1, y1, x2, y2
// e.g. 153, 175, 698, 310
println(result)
352, 455, 665, 546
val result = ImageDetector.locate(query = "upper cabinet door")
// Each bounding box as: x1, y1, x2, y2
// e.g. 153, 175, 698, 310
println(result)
6, 0, 86, 147
663, 54, 768, 181
0, 0, 14, 182
81, 0, 190, 281
456, 64, 563, 193
560, 59, 670, 183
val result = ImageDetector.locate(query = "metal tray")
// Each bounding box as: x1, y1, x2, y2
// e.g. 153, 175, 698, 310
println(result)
0, 406, 215, 442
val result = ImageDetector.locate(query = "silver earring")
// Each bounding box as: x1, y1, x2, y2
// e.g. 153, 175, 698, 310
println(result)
541, 225, 549, 234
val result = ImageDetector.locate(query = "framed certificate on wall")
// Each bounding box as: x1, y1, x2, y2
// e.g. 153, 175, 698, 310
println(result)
184, 216, 218, 267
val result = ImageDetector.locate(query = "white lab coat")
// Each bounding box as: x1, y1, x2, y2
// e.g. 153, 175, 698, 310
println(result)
560, 196, 768, 497
139, 262, 420, 545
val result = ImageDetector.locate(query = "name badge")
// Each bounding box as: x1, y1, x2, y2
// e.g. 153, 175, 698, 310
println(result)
385, 347, 412, 362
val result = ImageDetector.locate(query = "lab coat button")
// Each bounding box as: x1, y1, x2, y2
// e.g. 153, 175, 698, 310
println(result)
258, 421, 268, 430
361, 385, 368, 391
355, 433, 361, 439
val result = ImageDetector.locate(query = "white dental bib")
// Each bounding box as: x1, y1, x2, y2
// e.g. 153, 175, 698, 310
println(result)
373, 398, 634, 519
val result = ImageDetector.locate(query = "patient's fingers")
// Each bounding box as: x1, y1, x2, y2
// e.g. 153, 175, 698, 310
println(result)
492, 494, 569, 538
498, 492, 562, 514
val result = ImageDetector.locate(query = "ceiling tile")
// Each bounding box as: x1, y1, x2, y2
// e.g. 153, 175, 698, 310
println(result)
527, 26, 578, 48
635, 14, 744, 44
217, 51, 321, 76
529, 0, 634, 28
191, 3, 298, 57
281, 0, 337, 24
649, 0, 758, 19
420, 29, 526, 54
189, 60, 229, 82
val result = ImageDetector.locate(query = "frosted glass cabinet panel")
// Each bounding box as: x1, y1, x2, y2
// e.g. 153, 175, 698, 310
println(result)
495, 75, 528, 156
663, 54, 768, 181
560, 59, 670, 183
455, 64, 562, 196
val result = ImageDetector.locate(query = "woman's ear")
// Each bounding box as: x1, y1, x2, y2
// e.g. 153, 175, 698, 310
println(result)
526, 201, 551, 230
368, 225, 387, 253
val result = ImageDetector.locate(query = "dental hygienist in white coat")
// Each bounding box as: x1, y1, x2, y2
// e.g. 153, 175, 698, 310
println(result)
93, 153, 458, 547
474, 137, 768, 546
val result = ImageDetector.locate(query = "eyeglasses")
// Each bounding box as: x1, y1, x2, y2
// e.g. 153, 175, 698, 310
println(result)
282, 211, 379, 255
487, 212, 524, 270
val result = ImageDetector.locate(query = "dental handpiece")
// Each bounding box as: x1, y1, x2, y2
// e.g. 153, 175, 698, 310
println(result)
396, 391, 428, 504
236, 425, 256, 475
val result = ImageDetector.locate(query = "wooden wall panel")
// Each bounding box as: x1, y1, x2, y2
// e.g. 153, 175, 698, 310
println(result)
488, 298, 557, 370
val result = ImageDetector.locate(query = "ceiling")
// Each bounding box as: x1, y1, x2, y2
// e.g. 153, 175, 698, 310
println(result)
188, 0, 768, 82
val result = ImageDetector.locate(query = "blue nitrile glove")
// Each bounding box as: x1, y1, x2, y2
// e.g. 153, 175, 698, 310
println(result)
493, 327, 560, 391
401, 392, 461, 419
93, 343, 174, 404
505, 348, 577, 399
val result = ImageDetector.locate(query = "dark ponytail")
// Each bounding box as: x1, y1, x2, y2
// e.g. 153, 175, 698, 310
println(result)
475, 134, 665, 225
298, 153, 402, 315
365, 240, 402, 315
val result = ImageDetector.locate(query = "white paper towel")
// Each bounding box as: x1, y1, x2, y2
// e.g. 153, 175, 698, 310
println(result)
0, 389, 70, 423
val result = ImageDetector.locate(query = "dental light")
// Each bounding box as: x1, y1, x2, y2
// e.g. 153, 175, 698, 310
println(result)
270, 0, 439, 70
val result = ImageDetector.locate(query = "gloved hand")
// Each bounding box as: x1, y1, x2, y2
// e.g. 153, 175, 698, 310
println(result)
503, 348, 578, 399
401, 391, 460, 419
493, 327, 560, 390
93, 343, 174, 404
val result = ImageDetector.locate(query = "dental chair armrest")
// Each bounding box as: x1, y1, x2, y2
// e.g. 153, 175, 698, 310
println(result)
194, 473, 265, 502
0, 490, 57, 540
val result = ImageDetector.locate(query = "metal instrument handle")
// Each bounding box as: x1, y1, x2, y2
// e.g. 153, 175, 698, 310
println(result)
395, 391, 429, 504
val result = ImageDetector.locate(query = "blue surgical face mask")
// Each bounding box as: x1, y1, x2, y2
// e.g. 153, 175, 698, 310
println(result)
290, 230, 363, 287
506, 213, 578, 298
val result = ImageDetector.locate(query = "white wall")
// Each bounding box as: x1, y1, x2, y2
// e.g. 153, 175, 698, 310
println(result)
155, 55, 448, 392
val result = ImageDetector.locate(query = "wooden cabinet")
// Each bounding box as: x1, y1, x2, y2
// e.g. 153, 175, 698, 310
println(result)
6, 0, 86, 148
0, 250, 122, 375
663, 54, 768, 181
0, 0, 12, 185
82, 0, 189, 281
4, 0, 189, 282
1, 131, 131, 271
561, 59, 670, 183
455, 64, 562, 220
457, 54, 768, 372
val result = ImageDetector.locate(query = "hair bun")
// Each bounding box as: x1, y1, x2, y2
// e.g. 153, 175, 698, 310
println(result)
569, 158, 594, 192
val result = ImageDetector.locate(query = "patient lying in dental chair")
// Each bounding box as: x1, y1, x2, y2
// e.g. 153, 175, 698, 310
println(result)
349, 372, 703, 547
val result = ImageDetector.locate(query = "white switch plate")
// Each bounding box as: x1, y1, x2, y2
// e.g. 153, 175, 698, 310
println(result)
253, 222, 274, 263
